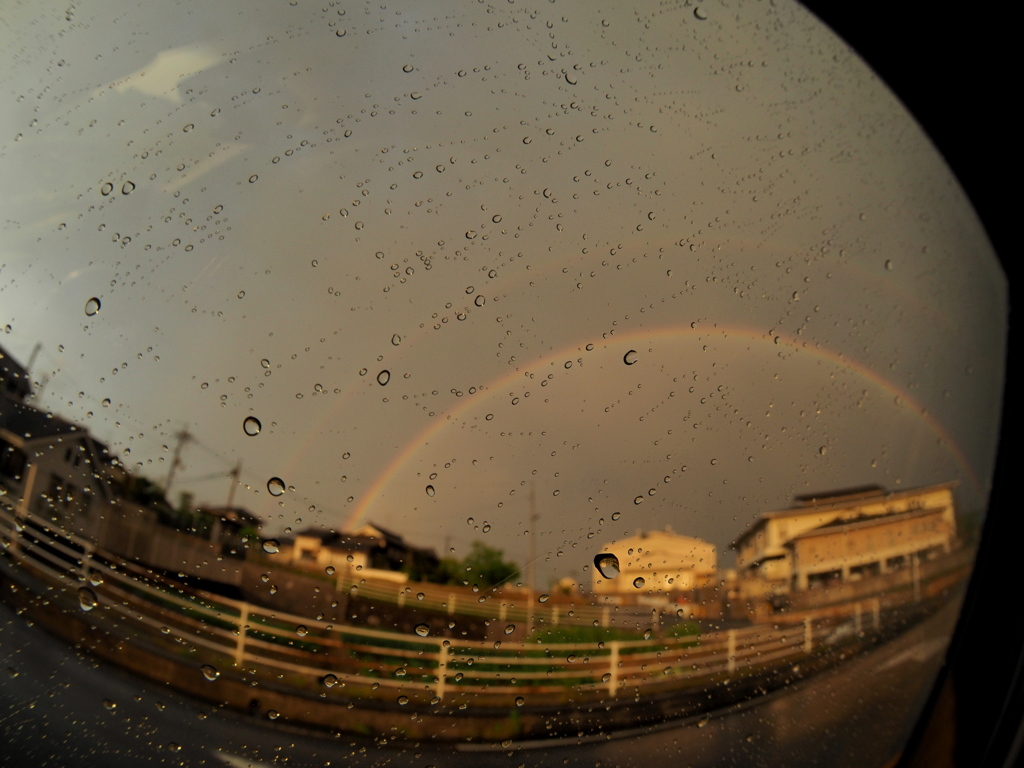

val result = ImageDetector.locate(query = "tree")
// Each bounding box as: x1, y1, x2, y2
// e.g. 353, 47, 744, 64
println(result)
461, 542, 519, 588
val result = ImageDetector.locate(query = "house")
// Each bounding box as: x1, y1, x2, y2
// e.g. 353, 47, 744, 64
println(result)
284, 521, 439, 581
731, 482, 958, 598
0, 393, 118, 538
592, 527, 717, 596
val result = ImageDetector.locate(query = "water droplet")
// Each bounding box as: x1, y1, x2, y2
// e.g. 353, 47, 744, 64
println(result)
121, 180, 136, 195
819, 446, 827, 455
248, 174, 258, 183
243, 416, 262, 436
323, 674, 339, 688
262, 539, 280, 554
201, 665, 220, 681
594, 554, 620, 579
474, 295, 485, 307
183, 123, 194, 132
515, 696, 525, 706
377, 370, 390, 386
391, 334, 401, 346
395, 667, 407, 677
296, 625, 308, 637
697, 714, 710, 728
402, 64, 414, 73
397, 695, 409, 705
694, 7, 708, 20
504, 624, 516, 635
414, 624, 430, 637
611, 512, 621, 521
643, 629, 652, 640
78, 587, 98, 611
633, 577, 646, 589
538, 594, 549, 603
634, 496, 644, 505
623, 349, 638, 365
84, 297, 101, 316
885, 259, 894, 271
425, 484, 435, 497
100, 182, 113, 196
325, 565, 336, 576
267, 710, 279, 720
335, 28, 347, 37
267, 477, 285, 496
102, 699, 117, 711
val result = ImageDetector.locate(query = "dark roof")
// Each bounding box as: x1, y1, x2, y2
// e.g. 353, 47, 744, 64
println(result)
198, 506, 262, 528
792, 485, 886, 507
0, 345, 32, 401
785, 505, 948, 543
0, 397, 81, 443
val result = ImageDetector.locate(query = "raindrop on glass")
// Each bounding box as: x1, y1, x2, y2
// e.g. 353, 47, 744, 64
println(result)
262, 539, 280, 554
296, 625, 308, 637
121, 180, 135, 195
538, 594, 549, 603
377, 369, 390, 386
243, 416, 262, 436
414, 623, 430, 637
594, 554, 620, 579
201, 665, 220, 681
633, 577, 646, 589
84, 297, 101, 317
623, 349, 638, 365
78, 587, 98, 611
267, 477, 286, 496
425, 484, 435, 497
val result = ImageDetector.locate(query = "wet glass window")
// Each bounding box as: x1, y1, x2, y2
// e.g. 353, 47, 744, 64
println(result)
0, 1, 1008, 766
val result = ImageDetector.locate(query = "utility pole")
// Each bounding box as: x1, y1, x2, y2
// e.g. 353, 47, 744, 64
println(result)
164, 425, 191, 500
225, 461, 241, 509
526, 483, 537, 634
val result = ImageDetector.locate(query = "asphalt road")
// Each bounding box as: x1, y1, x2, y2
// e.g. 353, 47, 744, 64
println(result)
0, 598, 958, 767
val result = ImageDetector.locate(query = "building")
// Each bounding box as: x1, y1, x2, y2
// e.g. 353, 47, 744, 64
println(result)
731, 482, 958, 598
592, 527, 717, 596
283, 522, 439, 581
1, 393, 118, 538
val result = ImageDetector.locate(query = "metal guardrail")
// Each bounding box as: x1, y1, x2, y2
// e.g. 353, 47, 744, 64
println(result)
0, 500, 891, 709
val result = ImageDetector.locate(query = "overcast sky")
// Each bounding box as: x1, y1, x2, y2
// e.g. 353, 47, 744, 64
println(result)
1, 0, 1005, 583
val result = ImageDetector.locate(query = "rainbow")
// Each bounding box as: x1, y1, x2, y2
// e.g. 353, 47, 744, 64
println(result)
341, 324, 980, 531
